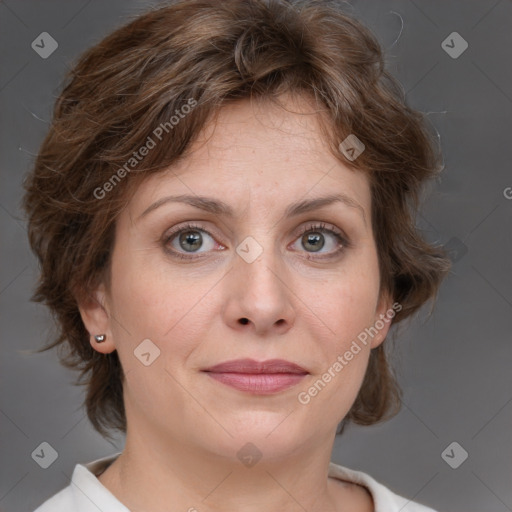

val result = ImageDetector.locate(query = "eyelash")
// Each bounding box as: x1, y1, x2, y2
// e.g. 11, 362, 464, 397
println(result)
163, 222, 350, 261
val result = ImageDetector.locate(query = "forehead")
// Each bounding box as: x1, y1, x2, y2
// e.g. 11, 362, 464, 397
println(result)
125, 94, 371, 220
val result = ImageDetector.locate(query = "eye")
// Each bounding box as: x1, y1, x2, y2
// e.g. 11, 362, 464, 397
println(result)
163, 223, 223, 260
163, 221, 349, 261
290, 222, 348, 259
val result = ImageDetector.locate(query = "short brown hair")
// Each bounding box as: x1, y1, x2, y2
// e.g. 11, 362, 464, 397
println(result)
23, 0, 450, 438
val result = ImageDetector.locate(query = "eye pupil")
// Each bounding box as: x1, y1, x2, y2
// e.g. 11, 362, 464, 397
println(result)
303, 232, 324, 252
179, 230, 202, 251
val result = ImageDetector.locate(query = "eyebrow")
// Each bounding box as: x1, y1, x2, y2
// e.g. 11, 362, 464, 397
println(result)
138, 193, 366, 224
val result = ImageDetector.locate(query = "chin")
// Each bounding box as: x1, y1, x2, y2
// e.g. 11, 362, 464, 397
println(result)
214, 411, 313, 457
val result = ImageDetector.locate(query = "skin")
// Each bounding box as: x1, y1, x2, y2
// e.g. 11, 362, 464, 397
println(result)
79, 92, 392, 512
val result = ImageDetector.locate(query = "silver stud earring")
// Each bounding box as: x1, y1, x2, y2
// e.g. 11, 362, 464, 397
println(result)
94, 334, 106, 343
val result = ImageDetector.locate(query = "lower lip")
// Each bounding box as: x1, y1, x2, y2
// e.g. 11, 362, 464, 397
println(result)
204, 372, 307, 394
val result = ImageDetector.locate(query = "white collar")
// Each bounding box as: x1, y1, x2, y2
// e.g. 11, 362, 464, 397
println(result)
64, 452, 435, 512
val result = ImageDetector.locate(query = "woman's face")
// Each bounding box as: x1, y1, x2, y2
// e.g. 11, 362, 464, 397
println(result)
85, 93, 392, 462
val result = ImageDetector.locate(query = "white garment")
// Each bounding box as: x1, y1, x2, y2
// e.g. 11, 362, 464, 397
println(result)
33, 452, 437, 512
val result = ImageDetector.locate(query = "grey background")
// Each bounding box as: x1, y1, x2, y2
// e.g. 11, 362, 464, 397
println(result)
1, 1, 511, 511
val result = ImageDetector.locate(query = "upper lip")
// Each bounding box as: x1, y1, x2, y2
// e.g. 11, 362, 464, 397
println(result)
203, 359, 308, 374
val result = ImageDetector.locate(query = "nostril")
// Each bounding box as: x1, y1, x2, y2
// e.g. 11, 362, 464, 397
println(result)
239, 318, 249, 325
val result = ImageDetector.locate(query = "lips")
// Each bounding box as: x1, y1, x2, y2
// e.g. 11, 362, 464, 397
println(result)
202, 359, 308, 394
203, 358, 308, 374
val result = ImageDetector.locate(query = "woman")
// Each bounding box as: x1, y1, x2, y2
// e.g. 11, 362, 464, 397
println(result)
25, 0, 450, 510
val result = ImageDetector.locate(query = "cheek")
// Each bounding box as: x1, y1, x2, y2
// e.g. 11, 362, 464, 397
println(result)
334, 283, 379, 345
299, 255, 380, 403
108, 247, 216, 363
109, 235, 168, 325
314, 259, 381, 349
314, 284, 377, 394
296, 281, 378, 425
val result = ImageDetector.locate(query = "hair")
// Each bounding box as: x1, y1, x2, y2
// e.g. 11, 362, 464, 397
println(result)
23, 0, 451, 439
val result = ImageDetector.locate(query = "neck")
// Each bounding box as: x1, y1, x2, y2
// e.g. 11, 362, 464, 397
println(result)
98, 423, 355, 512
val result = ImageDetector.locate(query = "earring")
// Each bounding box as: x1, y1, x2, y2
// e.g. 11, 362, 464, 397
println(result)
94, 334, 106, 343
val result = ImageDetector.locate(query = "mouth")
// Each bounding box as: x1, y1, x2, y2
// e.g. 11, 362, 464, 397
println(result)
201, 359, 309, 394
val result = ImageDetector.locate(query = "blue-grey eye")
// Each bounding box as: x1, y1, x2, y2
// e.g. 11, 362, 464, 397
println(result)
302, 232, 325, 252
178, 230, 203, 252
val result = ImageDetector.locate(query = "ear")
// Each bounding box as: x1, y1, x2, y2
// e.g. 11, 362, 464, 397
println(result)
77, 284, 116, 354
370, 290, 395, 349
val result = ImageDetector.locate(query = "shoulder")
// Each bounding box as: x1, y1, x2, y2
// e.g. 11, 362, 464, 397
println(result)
32, 453, 126, 512
328, 462, 438, 512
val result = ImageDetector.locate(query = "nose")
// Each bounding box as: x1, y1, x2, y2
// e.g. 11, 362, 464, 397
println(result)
222, 241, 296, 336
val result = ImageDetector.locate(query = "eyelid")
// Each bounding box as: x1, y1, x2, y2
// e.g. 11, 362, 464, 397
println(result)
294, 221, 351, 247
162, 221, 222, 247
163, 221, 217, 240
